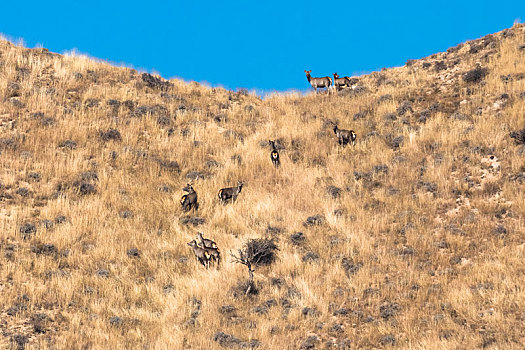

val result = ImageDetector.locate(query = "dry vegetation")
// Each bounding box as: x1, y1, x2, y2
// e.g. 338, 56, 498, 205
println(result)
1, 24, 525, 349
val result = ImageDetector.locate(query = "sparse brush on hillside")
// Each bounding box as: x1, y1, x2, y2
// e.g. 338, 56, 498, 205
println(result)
1, 23, 525, 349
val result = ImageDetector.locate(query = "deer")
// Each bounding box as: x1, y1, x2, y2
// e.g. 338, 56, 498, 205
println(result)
333, 125, 357, 147
187, 240, 211, 269
196, 232, 219, 250
333, 73, 352, 91
195, 233, 221, 268
180, 183, 198, 212
268, 140, 280, 168
218, 181, 244, 203
304, 70, 332, 94
204, 245, 221, 269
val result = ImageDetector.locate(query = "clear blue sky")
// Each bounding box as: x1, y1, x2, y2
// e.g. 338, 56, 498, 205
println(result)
1, 1, 524, 92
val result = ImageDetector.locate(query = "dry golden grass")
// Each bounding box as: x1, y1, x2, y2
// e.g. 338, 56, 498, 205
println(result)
1, 24, 525, 349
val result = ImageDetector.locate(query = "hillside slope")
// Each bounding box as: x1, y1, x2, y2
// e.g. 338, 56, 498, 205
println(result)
1, 24, 525, 349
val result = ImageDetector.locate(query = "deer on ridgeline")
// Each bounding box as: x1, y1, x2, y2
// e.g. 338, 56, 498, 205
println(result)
180, 183, 198, 212
218, 181, 244, 204
304, 70, 332, 94
333, 73, 353, 91
333, 124, 356, 147
187, 240, 211, 269
269, 140, 281, 168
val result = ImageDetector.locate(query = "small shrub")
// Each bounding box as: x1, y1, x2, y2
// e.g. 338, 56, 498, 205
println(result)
372, 164, 389, 174
179, 216, 205, 226
127, 248, 140, 258
231, 279, 259, 298
463, 66, 488, 83
396, 101, 413, 116
302, 251, 320, 263
434, 60, 447, 71
58, 140, 77, 150
10, 334, 28, 350
31, 243, 57, 256
141, 73, 171, 90
108, 316, 123, 327
379, 334, 396, 346
326, 185, 341, 199
20, 223, 37, 240
377, 94, 393, 104
85, 98, 99, 108
76, 182, 96, 195
341, 257, 362, 276
157, 159, 180, 173
96, 269, 109, 278
353, 111, 367, 120
213, 331, 260, 349
301, 307, 320, 318
385, 135, 404, 149
510, 128, 525, 145
27, 172, 41, 182
290, 232, 306, 246
6, 82, 21, 98
157, 115, 172, 126
99, 128, 122, 142
383, 112, 397, 121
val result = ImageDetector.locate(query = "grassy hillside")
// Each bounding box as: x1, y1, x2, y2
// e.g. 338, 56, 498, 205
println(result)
1, 24, 525, 349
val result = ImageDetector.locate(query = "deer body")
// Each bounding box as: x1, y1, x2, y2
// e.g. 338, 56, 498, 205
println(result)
180, 184, 198, 212
187, 240, 211, 269
269, 140, 280, 168
203, 246, 221, 269
196, 233, 221, 268
218, 181, 243, 203
333, 73, 351, 91
305, 70, 332, 93
197, 232, 218, 250
333, 125, 356, 147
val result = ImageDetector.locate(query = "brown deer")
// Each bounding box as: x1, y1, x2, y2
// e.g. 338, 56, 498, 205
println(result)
195, 233, 221, 269
268, 140, 280, 168
333, 73, 352, 91
196, 232, 219, 250
205, 246, 221, 269
180, 184, 198, 212
333, 125, 356, 147
304, 70, 332, 94
187, 240, 211, 269
218, 181, 244, 203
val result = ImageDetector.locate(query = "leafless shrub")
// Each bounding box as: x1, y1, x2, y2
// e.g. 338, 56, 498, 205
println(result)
230, 238, 278, 295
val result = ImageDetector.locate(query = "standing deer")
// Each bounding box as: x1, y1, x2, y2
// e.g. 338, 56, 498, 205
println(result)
187, 240, 211, 269
205, 246, 221, 269
180, 184, 198, 212
269, 140, 280, 168
218, 181, 244, 203
196, 232, 219, 250
333, 73, 351, 91
195, 233, 221, 268
304, 70, 332, 94
333, 125, 357, 147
